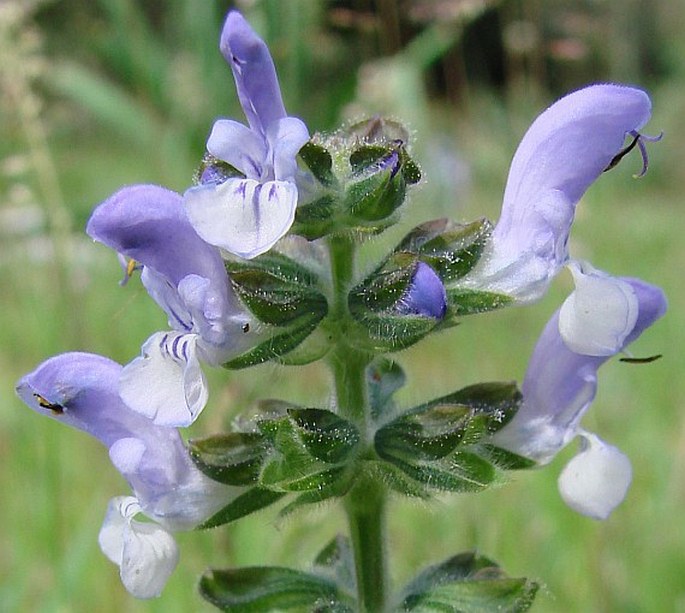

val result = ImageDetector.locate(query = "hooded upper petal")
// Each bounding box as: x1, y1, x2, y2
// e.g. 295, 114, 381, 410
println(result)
220, 10, 287, 135
87, 184, 228, 290
492, 276, 666, 463
467, 84, 652, 302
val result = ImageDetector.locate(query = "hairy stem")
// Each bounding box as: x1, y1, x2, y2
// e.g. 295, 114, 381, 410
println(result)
327, 233, 387, 612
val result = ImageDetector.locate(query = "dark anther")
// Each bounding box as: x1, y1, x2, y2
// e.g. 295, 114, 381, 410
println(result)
604, 133, 641, 173
34, 393, 64, 414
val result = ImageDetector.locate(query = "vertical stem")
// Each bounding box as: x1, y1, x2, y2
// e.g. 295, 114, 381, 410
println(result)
345, 481, 387, 613
327, 233, 388, 612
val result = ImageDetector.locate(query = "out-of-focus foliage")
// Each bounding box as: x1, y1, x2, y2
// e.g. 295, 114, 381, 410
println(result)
1, 1, 683, 611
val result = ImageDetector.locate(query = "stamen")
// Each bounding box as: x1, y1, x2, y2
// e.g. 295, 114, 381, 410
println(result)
33, 393, 64, 414
119, 258, 141, 286
603, 130, 663, 178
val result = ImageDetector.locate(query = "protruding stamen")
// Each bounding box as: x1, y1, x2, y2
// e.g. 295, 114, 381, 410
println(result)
604, 130, 663, 178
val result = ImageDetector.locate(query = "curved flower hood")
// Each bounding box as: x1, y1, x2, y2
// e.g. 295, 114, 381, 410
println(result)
16, 353, 235, 597
464, 84, 653, 302
87, 184, 253, 426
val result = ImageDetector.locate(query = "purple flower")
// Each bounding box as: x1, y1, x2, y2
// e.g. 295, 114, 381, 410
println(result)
184, 10, 310, 259
87, 184, 254, 426
398, 262, 447, 319
16, 353, 235, 598
492, 274, 667, 519
463, 84, 654, 302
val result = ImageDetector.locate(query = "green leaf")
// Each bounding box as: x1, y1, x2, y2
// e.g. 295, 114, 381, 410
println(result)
299, 141, 337, 187
379, 451, 497, 493
223, 314, 322, 369
189, 432, 269, 486
287, 408, 360, 463
351, 312, 440, 352
375, 404, 471, 461
198, 488, 286, 530
397, 218, 492, 283
409, 382, 523, 443
200, 567, 355, 612
400, 551, 538, 612
366, 358, 406, 421
446, 289, 512, 317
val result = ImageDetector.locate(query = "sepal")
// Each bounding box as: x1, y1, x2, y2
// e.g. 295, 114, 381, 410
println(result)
292, 117, 420, 240
298, 141, 337, 188
393, 218, 513, 317
199, 488, 286, 530
199, 566, 355, 612
222, 315, 322, 368
226, 253, 327, 326
373, 383, 525, 495
188, 432, 269, 486
397, 218, 491, 283
399, 551, 538, 612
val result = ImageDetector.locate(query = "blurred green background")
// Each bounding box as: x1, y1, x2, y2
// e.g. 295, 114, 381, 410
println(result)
1, 0, 683, 610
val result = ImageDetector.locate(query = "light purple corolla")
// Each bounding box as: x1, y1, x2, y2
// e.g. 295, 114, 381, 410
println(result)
16, 353, 234, 598
463, 84, 655, 302
492, 273, 667, 519
87, 184, 253, 427
398, 262, 448, 319
184, 10, 310, 260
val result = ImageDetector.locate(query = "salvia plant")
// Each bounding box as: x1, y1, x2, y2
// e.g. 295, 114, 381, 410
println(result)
16, 10, 667, 612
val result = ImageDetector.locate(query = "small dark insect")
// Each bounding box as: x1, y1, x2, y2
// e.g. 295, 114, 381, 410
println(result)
242, 322, 250, 333
33, 393, 64, 414
620, 354, 663, 364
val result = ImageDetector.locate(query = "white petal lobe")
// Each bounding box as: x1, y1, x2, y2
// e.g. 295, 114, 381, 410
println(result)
559, 264, 639, 356
184, 178, 297, 259
557, 432, 633, 520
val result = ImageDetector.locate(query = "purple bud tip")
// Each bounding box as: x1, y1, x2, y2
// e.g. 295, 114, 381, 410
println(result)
399, 262, 447, 319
